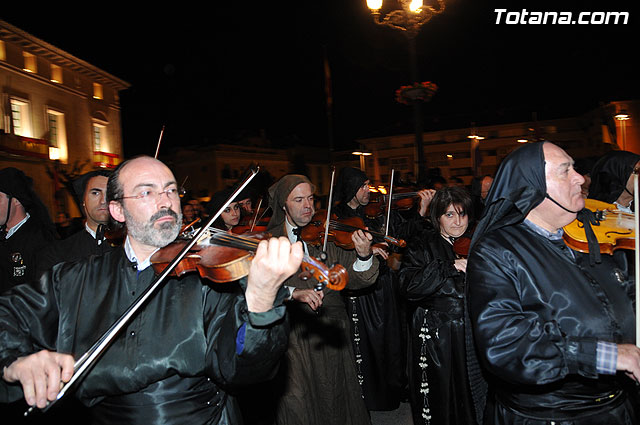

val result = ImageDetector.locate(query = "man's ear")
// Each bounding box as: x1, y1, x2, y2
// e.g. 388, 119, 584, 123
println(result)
109, 201, 125, 223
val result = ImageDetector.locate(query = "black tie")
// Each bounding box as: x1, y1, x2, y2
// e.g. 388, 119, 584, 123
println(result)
292, 227, 302, 242
96, 224, 105, 247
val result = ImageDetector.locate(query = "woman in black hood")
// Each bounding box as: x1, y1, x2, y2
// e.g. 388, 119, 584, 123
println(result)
588, 150, 640, 211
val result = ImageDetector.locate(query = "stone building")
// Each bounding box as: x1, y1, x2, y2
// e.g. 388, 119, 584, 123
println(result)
0, 19, 129, 221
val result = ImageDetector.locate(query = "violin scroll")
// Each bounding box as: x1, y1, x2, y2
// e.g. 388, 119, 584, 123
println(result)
300, 256, 348, 291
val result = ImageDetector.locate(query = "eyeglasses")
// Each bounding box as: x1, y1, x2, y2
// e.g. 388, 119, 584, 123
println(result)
115, 187, 186, 203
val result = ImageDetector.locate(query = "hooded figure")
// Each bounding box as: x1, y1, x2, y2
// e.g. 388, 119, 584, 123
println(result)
335, 167, 367, 205
465, 142, 637, 425
588, 150, 640, 206
0, 167, 56, 292
266, 174, 315, 232
0, 167, 56, 240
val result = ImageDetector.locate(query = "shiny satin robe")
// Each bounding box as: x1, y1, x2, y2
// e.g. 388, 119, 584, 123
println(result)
0, 247, 289, 425
399, 225, 476, 425
467, 222, 637, 424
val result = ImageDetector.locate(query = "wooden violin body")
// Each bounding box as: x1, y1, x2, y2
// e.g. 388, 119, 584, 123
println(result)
563, 198, 635, 254
300, 210, 406, 249
364, 187, 421, 219
151, 229, 348, 291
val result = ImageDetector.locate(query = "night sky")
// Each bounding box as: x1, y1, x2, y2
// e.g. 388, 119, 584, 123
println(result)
3, 0, 639, 157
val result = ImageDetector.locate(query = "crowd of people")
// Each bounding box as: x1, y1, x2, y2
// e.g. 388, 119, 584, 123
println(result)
1, 142, 640, 425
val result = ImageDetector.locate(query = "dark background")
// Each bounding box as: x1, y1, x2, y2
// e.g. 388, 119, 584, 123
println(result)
3, 0, 639, 157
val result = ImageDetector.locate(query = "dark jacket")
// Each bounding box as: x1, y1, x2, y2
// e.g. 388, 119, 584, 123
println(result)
0, 217, 53, 293
399, 225, 476, 425
0, 247, 289, 425
467, 222, 636, 423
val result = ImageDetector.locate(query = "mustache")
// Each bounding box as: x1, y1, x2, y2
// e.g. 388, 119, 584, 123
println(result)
150, 209, 179, 223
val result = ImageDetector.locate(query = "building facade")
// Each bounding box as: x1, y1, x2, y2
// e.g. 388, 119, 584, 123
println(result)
0, 19, 129, 221
353, 100, 639, 187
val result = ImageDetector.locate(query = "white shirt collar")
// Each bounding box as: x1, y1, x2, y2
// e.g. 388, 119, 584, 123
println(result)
285, 218, 308, 255
123, 236, 158, 271
5, 213, 30, 240
284, 218, 297, 244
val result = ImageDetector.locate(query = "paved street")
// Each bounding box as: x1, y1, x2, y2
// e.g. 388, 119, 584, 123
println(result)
370, 402, 414, 425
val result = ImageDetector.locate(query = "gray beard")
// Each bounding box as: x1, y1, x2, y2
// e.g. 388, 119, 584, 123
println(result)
124, 207, 182, 248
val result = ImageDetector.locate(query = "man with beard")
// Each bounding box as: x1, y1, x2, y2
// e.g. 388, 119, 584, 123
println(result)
466, 142, 640, 424
0, 156, 302, 425
38, 170, 116, 273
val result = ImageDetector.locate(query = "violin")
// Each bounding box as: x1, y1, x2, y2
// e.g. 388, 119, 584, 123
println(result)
103, 225, 127, 247
300, 210, 406, 250
151, 228, 348, 291
364, 187, 422, 219
563, 198, 635, 254
452, 235, 472, 258
232, 205, 271, 234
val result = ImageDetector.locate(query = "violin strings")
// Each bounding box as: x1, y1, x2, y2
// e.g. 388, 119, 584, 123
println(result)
206, 228, 261, 251
328, 220, 384, 238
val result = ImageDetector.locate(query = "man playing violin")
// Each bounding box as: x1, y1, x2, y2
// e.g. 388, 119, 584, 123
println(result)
0, 156, 303, 425
257, 173, 379, 425
466, 142, 640, 424
332, 166, 435, 412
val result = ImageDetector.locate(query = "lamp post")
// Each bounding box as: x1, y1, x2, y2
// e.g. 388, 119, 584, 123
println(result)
468, 132, 485, 177
352, 150, 373, 172
615, 110, 630, 151
366, 0, 446, 184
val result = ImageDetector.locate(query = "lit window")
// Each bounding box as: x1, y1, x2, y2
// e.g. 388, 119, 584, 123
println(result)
93, 123, 107, 151
47, 109, 68, 161
51, 64, 63, 83
10, 98, 33, 137
0, 40, 6, 61
23, 52, 37, 73
93, 82, 103, 100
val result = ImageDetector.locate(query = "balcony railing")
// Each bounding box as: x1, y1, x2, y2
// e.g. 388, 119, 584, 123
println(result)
93, 151, 120, 169
0, 132, 49, 159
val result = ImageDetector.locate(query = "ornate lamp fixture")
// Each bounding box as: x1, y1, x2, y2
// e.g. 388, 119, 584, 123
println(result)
365, 0, 446, 183
366, 0, 446, 38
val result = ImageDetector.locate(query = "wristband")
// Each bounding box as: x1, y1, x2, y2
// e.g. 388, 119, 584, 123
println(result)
356, 252, 373, 261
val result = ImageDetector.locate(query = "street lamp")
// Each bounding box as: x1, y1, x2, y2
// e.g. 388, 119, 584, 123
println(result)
615, 110, 630, 151
468, 128, 485, 177
366, 0, 446, 184
352, 150, 373, 172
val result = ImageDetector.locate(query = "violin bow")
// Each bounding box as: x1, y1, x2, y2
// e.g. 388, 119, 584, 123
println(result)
249, 197, 263, 232
154, 125, 165, 159
384, 169, 395, 238
634, 169, 639, 348
25, 167, 260, 417
322, 167, 336, 256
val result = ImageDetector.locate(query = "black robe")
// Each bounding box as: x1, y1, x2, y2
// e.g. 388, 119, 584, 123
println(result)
37, 227, 117, 274
399, 224, 476, 425
0, 217, 53, 294
333, 202, 407, 411
0, 247, 289, 425
467, 222, 637, 424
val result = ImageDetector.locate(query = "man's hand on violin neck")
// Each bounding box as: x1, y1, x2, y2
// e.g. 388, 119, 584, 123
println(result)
352, 229, 374, 258
292, 288, 324, 311
245, 237, 304, 313
3, 350, 74, 409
